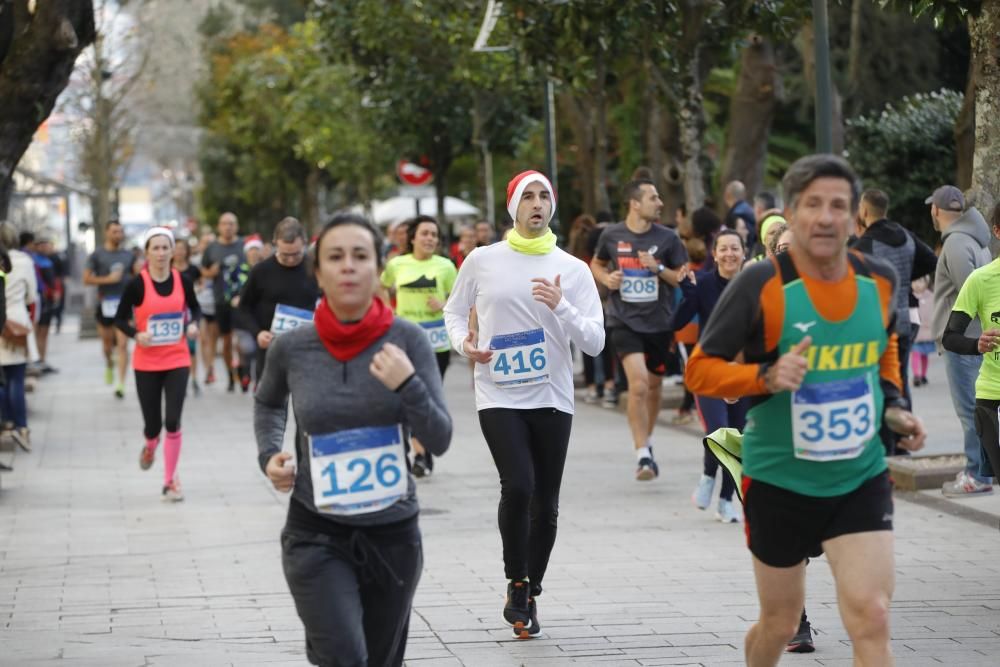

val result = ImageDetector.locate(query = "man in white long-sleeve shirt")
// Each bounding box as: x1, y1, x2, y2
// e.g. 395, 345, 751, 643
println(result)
444, 170, 605, 640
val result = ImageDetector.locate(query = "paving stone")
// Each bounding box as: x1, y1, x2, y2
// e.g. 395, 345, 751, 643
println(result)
2, 318, 1000, 665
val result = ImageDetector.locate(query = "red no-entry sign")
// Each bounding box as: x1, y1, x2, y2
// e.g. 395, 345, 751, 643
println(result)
397, 160, 433, 187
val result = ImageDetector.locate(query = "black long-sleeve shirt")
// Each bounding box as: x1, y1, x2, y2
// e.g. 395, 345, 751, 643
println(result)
237, 256, 320, 335
113, 271, 201, 338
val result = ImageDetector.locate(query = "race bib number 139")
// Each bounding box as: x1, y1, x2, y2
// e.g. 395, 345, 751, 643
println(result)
148, 312, 184, 345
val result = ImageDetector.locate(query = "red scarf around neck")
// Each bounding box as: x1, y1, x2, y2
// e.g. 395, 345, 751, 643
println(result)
313, 296, 394, 362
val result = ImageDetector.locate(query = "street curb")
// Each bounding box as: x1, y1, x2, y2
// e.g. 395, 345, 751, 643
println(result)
894, 489, 1000, 531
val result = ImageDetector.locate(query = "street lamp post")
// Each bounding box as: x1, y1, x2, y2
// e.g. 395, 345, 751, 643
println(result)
812, 0, 834, 154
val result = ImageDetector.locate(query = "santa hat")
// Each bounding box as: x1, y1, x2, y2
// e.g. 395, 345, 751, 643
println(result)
142, 226, 175, 249
506, 170, 556, 223
244, 234, 263, 252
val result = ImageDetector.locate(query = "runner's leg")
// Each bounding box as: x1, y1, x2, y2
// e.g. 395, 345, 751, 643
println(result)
281, 530, 368, 665
745, 557, 807, 667
134, 370, 165, 440
479, 408, 535, 582
822, 531, 895, 665
361, 538, 423, 666
162, 368, 189, 486
525, 408, 572, 596
621, 353, 653, 451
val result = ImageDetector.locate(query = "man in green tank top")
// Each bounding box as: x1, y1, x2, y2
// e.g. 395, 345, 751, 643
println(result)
686, 155, 926, 666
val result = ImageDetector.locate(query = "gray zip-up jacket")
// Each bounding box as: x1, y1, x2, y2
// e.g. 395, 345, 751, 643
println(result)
933, 207, 993, 352
254, 317, 452, 526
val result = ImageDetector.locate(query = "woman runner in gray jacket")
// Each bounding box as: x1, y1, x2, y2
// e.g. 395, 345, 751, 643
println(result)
254, 213, 452, 666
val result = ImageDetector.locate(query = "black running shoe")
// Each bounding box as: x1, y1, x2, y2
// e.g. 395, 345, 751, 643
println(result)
786, 619, 815, 653
635, 456, 659, 481
503, 580, 532, 638
412, 454, 429, 478
524, 597, 541, 638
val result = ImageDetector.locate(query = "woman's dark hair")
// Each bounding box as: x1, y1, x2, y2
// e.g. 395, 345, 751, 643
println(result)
405, 215, 441, 253
691, 206, 722, 241
314, 213, 384, 270
991, 202, 1000, 231
713, 228, 745, 251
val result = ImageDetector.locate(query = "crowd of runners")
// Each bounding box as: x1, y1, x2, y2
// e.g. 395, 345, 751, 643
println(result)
10, 151, 1000, 666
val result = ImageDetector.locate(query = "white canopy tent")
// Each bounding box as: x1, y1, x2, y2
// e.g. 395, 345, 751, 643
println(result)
351, 195, 481, 228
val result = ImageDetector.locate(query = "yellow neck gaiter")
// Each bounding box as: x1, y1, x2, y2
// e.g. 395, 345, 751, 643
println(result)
507, 228, 557, 255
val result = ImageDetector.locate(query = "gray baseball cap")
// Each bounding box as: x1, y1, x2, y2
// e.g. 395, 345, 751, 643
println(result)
924, 185, 965, 211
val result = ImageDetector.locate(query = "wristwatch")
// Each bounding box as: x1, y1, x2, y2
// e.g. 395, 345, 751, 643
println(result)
656, 263, 666, 274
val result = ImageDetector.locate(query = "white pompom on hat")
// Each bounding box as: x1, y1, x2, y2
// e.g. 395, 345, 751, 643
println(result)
506, 170, 556, 223
142, 226, 175, 249
244, 234, 264, 252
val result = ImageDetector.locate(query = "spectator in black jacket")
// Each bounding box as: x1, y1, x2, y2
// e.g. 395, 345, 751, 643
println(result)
850, 189, 938, 453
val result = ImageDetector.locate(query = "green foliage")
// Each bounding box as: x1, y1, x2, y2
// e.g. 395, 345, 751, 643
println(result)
882, 0, 982, 27
312, 1, 535, 192
846, 88, 963, 242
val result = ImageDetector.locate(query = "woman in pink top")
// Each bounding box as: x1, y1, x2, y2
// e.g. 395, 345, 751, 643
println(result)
114, 228, 201, 501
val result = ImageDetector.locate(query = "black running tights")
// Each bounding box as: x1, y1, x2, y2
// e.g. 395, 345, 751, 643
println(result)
478, 407, 573, 597
135, 368, 189, 439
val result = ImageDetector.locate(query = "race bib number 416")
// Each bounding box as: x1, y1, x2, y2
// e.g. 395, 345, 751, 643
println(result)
489, 328, 549, 387
621, 268, 658, 303
148, 312, 184, 345
309, 424, 407, 516
792, 374, 875, 461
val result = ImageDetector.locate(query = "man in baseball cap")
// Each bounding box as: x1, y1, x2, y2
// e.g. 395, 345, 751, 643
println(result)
928, 183, 995, 497
925, 185, 965, 212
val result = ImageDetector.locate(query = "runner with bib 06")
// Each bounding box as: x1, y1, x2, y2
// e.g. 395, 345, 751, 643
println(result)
254, 214, 451, 667
381, 215, 457, 477
444, 170, 604, 639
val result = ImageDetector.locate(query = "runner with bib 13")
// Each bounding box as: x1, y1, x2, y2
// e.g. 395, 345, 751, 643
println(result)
254, 213, 451, 667
444, 170, 604, 639
685, 154, 925, 666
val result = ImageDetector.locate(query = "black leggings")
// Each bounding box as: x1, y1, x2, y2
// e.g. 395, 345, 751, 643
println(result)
975, 399, 1000, 481
478, 407, 573, 597
435, 350, 450, 378
134, 368, 189, 439
281, 520, 422, 667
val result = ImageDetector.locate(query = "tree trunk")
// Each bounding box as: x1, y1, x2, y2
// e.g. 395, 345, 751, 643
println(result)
300, 164, 321, 235
847, 0, 864, 100
798, 19, 845, 154
970, 0, 1000, 202
721, 35, 780, 196
679, 46, 706, 215
592, 51, 611, 214
559, 90, 597, 216
956, 47, 978, 191
0, 1, 95, 219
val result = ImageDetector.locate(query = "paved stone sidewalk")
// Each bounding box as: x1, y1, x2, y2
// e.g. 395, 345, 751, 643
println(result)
1, 319, 999, 666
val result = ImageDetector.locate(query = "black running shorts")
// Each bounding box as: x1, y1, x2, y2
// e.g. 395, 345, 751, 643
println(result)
215, 300, 234, 335
742, 470, 893, 568
610, 327, 672, 375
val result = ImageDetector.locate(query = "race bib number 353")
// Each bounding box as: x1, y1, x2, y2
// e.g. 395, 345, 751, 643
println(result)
489, 328, 549, 387
148, 312, 184, 345
309, 424, 407, 516
792, 374, 875, 462
621, 268, 658, 303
